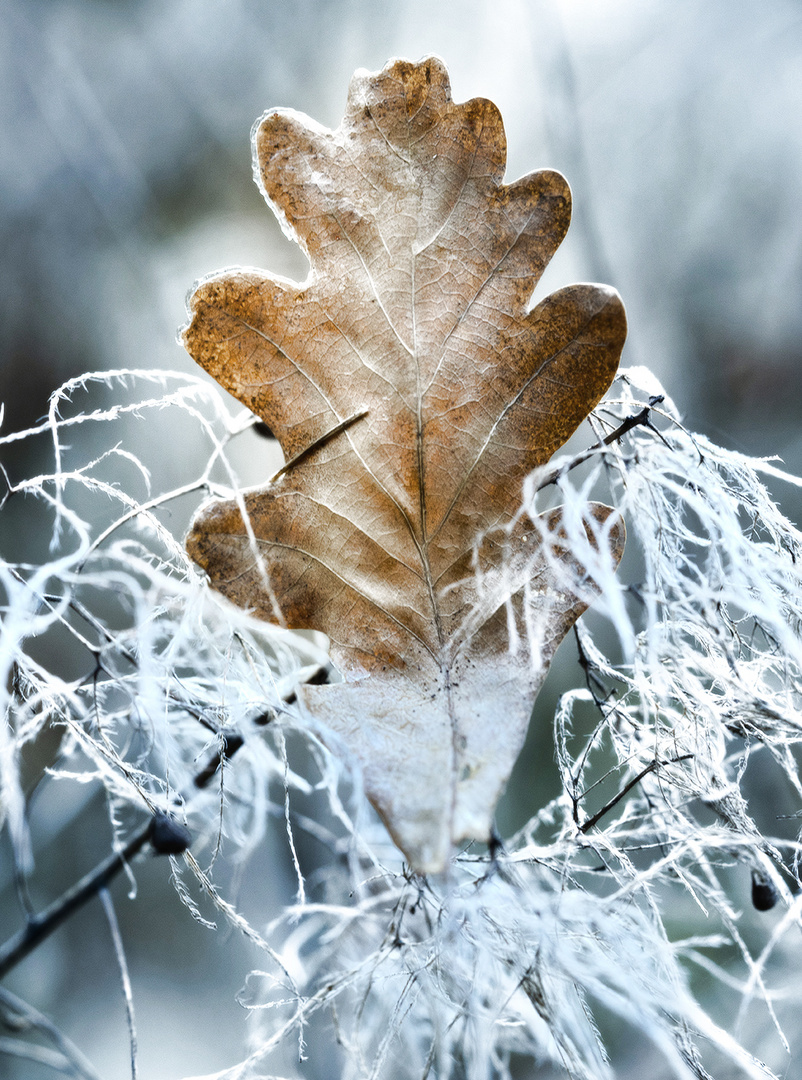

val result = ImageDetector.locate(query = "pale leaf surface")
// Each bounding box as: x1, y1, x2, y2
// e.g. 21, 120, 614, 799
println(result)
184, 57, 626, 871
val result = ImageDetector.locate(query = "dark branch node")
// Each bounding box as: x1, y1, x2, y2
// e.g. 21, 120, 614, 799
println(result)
282, 664, 331, 708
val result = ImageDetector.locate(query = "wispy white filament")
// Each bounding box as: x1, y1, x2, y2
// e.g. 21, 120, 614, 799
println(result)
1, 366, 801, 1079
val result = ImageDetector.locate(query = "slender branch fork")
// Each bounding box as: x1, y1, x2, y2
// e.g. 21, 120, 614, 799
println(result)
535, 396, 665, 492
578, 754, 694, 835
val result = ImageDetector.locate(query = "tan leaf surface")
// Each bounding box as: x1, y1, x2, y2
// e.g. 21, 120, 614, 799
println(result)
184, 56, 627, 872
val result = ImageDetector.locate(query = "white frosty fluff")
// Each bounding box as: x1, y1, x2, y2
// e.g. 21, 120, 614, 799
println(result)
2, 365, 800, 1080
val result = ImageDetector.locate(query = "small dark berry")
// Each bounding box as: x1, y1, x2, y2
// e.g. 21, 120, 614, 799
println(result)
150, 813, 192, 855
751, 869, 779, 911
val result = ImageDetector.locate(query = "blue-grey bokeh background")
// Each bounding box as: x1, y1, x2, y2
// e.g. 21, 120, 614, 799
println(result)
2, 1, 802, 1077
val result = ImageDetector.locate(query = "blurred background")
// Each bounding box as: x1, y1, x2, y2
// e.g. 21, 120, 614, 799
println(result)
2, 0, 802, 1077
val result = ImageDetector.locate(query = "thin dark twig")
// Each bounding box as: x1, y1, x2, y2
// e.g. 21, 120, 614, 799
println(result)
280, 663, 331, 709
193, 733, 246, 790
0, 823, 153, 981
535, 398, 665, 493
0, 658, 332, 980
271, 410, 368, 481
579, 754, 693, 834
192, 662, 331, 788
574, 624, 610, 706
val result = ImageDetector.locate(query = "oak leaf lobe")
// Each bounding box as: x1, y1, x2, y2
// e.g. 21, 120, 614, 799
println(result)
184, 56, 627, 872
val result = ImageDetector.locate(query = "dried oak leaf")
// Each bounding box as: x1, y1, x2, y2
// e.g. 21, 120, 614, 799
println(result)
184, 56, 626, 873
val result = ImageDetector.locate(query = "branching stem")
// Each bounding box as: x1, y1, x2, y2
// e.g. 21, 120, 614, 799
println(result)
0, 658, 332, 981
535, 397, 665, 492
579, 754, 693, 834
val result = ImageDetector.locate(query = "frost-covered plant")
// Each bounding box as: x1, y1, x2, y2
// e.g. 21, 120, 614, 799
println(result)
2, 361, 802, 1079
